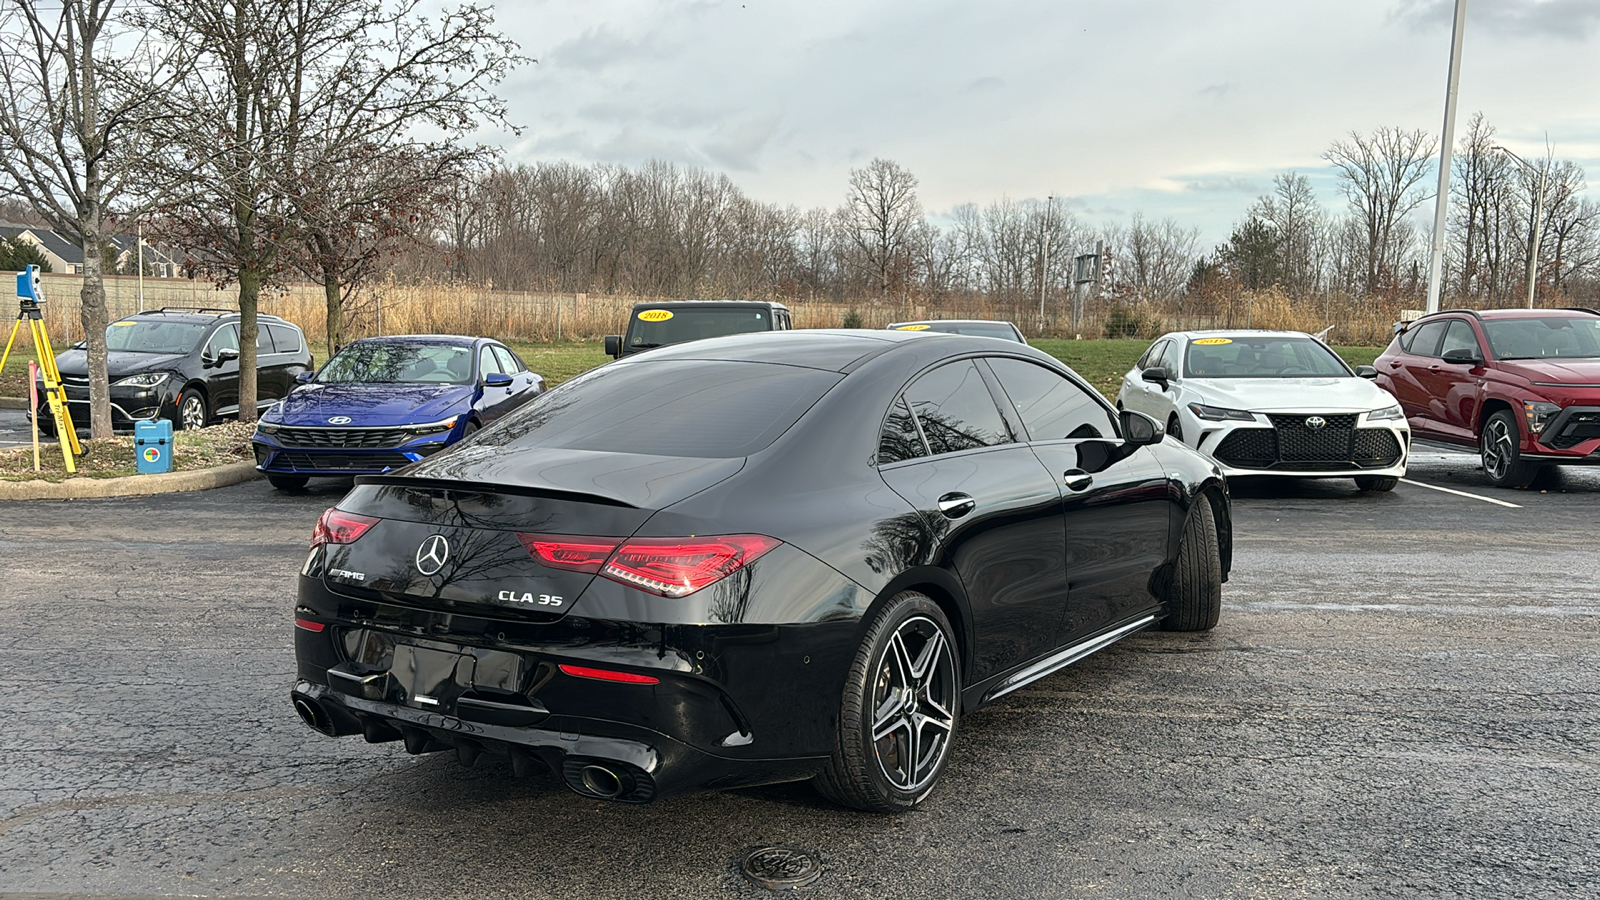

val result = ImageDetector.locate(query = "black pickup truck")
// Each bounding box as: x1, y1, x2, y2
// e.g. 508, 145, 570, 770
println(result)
604, 300, 792, 359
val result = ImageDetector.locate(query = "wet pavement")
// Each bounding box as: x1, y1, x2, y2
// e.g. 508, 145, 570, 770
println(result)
0, 451, 1596, 898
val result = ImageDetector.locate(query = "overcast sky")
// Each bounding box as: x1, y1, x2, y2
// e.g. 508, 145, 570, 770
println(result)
482, 0, 1600, 248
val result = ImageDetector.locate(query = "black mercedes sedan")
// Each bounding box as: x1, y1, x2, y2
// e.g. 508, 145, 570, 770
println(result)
292, 330, 1231, 812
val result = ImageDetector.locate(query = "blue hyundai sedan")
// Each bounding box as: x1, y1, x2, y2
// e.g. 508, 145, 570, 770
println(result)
252, 335, 544, 490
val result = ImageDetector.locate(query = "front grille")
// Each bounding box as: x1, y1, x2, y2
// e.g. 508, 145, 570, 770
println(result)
274, 426, 411, 449
1212, 414, 1400, 471
276, 451, 413, 471
1269, 413, 1358, 461
59, 374, 90, 387
1547, 412, 1600, 450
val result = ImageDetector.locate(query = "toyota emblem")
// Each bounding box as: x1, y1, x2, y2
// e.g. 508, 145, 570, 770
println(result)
327, 415, 352, 425
415, 534, 450, 576
1305, 416, 1327, 430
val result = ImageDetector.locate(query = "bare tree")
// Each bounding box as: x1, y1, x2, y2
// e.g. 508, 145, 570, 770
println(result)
1251, 173, 1323, 298
1324, 126, 1436, 296
0, 0, 167, 438
1108, 213, 1200, 303
840, 158, 922, 299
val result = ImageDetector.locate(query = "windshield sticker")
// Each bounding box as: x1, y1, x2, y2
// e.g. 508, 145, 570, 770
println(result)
637, 310, 673, 322
896, 324, 931, 331
111, 321, 135, 326
1192, 337, 1233, 345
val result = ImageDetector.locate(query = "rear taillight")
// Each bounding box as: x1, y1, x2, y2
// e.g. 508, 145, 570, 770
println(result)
516, 532, 781, 598
558, 663, 659, 684
517, 534, 622, 574
311, 508, 379, 549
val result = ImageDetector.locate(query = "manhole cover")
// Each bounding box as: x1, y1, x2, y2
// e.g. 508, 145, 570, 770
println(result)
741, 846, 822, 890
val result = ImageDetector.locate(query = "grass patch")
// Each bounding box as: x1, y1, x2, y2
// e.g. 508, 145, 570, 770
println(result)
0, 343, 45, 399
505, 341, 613, 388
0, 421, 254, 482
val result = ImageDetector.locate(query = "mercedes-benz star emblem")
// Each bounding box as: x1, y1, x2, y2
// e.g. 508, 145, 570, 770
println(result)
415, 535, 450, 576
1305, 416, 1327, 430
327, 415, 352, 425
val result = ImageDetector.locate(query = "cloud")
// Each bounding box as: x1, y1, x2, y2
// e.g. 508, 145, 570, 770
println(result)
1397, 0, 1600, 39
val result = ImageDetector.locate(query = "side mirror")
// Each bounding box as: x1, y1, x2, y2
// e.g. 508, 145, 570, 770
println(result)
294, 371, 313, 384
1441, 348, 1483, 366
1354, 364, 1379, 379
217, 347, 240, 363
483, 372, 513, 388
604, 335, 622, 359
1120, 409, 1165, 447
1140, 366, 1170, 390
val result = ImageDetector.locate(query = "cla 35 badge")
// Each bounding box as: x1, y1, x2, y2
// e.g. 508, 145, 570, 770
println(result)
414, 535, 450, 575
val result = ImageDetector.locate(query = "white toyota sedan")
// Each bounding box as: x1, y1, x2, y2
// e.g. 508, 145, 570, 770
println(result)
1117, 330, 1410, 491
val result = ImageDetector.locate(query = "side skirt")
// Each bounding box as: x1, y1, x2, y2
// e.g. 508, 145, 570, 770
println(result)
973, 614, 1158, 707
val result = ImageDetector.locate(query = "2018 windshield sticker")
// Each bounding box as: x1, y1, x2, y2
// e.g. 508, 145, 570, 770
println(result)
638, 310, 673, 322
896, 324, 931, 331
1193, 338, 1233, 345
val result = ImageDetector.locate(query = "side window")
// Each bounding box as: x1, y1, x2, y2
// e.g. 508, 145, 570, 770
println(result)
478, 345, 506, 378
1440, 320, 1481, 358
206, 323, 239, 357
491, 345, 522, 373
1159, 340, 1182, 375
902, 360, 1013, 455
1405, 320, 1449, 357
1137, 339, 1167, 369
266, 324, 303, 355
878, 396, 926, 464
256, 326, 274, 353
987, 357, 1116, 441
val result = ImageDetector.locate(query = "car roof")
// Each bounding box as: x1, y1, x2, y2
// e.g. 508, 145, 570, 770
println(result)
618, 328, 1060, 374
632, 300, 790, 311
1437, 308, 1600, 320
121, 307, 290, 325
887, 319, 1017, 327
347, 334, 491, 345
1167, 329, 1313, 341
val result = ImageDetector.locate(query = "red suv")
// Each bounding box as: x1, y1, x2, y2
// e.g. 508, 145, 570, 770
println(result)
1374, 308, 1600, 487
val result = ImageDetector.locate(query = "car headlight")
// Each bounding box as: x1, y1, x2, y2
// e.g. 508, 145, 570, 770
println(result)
1367, 403, 1404, 421
402, 416, 458, 436
113, 372, 169, 388
1187, 403, 1255, 422
1523, 401, 1561, 434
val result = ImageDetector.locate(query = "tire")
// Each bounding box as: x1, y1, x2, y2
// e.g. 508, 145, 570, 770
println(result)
1166, 414, 1184, 444
1480, 409, 1537, 488
176, 389, 208, 431
814, 592, 960, 813
1353, 475, 1398, 492
1161, 496, 1222, 632
268, 475, 309, 491
33, 414, 57, 439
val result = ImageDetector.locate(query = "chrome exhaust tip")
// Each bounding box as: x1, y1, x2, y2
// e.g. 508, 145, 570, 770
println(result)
579, 764, 624, 799
292, 696, 335, 735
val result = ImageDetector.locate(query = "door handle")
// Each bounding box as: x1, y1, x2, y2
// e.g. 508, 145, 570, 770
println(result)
1428, 365, 1442, 373
1389, 361, 1403, 368
936, 492, 976, 519
1064, 469, 1094, 491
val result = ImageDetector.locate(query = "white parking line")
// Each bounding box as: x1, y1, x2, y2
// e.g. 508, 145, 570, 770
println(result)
1398, 478, 1523, 509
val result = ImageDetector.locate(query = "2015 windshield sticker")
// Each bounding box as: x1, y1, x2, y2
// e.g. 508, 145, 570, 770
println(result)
896, 324, 931, 331
637, 310, 673, 322
1192, 338, 1233, 345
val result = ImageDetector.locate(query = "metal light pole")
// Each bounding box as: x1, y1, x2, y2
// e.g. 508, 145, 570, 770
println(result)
1038, 195, 1054, 331
1424, 0, 1468, 314
1495, 145, 1548, 309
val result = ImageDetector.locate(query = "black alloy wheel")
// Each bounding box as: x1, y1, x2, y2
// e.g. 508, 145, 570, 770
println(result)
1353, 475, 1399, 492
1161, 497, 1222, 632
1480, 409, 1537, 489
816, 592, 960, 813
268, 474, 309, 491
177, 390, 208, 431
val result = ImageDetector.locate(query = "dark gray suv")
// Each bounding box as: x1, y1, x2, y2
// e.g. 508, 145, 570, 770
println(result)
35, 307, 313, 434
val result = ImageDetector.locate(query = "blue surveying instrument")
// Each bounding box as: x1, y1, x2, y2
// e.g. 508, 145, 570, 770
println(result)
0, 265, 82, 471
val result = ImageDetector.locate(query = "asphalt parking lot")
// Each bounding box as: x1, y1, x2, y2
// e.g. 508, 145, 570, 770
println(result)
1, 449, 1596, 899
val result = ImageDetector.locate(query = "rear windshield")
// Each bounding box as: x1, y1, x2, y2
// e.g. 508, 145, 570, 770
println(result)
624, 307, 772, 351
477, 360, 841, 458
1183, 336, 1350, 378
1482, 317, 1600, 360
105, 319, 207, 354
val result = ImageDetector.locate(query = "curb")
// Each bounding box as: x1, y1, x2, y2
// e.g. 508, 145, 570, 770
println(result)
0, 461, 261, 501
0, 397, 24, 410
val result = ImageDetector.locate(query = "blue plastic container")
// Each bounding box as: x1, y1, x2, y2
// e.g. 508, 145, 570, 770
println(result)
134, 419, 174, 475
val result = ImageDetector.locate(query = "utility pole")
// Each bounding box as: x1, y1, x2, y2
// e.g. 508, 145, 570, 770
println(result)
1425, 0, 1467, 315
137, 223, 145, 312
1495, 144, 1549, 309
1038, 195, 1054, 332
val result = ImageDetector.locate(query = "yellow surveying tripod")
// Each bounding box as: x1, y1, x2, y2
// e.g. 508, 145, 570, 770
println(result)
0, 265, 81, 472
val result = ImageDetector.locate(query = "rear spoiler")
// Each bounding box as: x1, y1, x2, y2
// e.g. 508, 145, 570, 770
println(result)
354, 473, 640, 508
